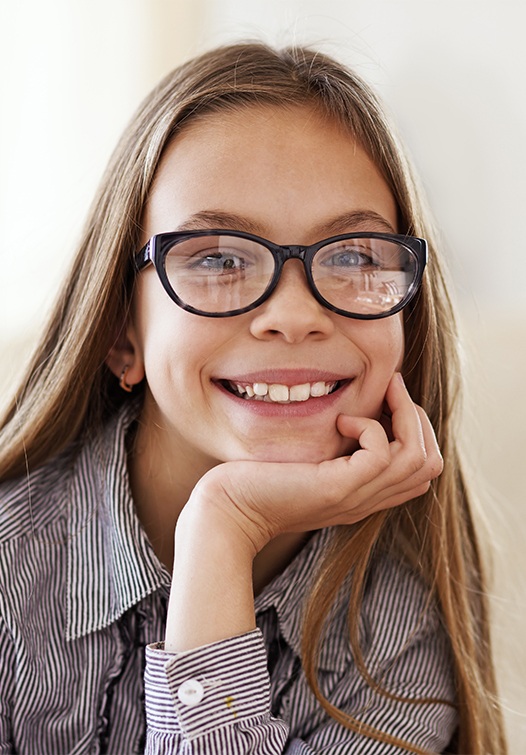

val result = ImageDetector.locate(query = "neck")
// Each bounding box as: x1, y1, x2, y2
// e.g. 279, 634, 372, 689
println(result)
253, 532, 310, 595
128, 416, 213, 569
128, 415, 308, 589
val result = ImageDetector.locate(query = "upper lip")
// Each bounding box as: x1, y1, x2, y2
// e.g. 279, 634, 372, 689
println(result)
214, 369, 353, 385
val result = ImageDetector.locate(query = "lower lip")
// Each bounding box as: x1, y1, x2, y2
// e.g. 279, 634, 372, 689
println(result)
213, 381, 350, 417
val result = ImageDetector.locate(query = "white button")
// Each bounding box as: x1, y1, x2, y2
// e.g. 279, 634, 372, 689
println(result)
177, 679, 205, 707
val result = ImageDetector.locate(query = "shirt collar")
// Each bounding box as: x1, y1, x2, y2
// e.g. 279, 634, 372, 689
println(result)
255, 527, 354, 672
66, 401, 171, 641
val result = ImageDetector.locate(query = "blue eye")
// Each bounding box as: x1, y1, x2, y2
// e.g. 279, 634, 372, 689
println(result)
189, 252, 246, 272
321, 247, 376, 269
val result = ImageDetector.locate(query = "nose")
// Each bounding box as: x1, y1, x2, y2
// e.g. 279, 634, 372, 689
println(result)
249, 260, 335, 343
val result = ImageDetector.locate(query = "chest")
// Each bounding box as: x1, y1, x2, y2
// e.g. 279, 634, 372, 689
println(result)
9, 594, 167, 755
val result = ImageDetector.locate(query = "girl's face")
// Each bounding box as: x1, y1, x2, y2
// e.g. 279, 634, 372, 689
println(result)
125, 105, 404, 466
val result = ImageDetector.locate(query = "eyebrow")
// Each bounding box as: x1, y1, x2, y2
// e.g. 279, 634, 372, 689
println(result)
175, 211, 262, 234
174, 209, 396, 238
312, 211, 396, 236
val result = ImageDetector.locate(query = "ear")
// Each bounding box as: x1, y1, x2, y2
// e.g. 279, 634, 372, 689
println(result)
106, 321, 145, 389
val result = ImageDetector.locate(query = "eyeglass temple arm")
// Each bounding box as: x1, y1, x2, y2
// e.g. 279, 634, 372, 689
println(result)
134, 241, 152, 271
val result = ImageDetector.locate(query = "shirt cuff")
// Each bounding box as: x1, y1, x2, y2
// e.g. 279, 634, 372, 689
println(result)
145, 629, 274, 740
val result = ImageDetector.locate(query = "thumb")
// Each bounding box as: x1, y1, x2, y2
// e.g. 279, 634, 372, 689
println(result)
336, 414, 390, 463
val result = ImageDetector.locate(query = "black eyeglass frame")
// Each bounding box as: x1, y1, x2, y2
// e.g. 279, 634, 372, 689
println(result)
134, 230, 427, 319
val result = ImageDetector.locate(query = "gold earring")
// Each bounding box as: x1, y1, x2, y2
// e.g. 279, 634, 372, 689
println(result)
119, 366, 133, 393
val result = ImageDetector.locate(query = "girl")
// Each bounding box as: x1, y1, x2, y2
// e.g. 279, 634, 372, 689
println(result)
0, 43, 507, 754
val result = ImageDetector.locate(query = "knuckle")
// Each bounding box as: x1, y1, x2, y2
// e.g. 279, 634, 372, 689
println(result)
368, 453, 391, 477
430, 454, 444, 479
414, 481, 432, 498
403, 447, 428, 477
378, 449, 392, 470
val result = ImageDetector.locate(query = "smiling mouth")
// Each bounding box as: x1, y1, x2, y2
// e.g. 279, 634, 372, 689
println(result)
219, 379, 348, 404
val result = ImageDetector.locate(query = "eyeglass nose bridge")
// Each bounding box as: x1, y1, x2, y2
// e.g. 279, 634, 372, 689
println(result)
269, 243, 314, 284
276, 244, 308, 261
263, 244, 322, 306
271, 244, 311, 278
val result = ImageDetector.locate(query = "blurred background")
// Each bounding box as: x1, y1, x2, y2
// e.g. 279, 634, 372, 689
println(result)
0, 0, 524, 748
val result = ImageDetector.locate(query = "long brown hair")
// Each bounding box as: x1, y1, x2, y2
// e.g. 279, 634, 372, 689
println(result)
0, 43, 506, 753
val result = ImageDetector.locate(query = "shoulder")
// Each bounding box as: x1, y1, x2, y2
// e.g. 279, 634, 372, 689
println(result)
364, 553, 442, 633
0, 449, 75, 544
0, 402, 139, 546
359, 553, 452, 678
313, 545, 449, 669
0, 451, 75, 634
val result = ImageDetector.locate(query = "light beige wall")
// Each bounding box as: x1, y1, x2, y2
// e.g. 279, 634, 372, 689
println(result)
460, 317, 526, 751
1, 0, 525, 749
0, 0, 204, 349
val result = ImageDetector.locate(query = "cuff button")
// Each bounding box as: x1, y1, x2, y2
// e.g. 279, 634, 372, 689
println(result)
177, 678, 205, 707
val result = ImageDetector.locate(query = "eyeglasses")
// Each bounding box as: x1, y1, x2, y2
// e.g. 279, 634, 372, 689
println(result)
134, 230, 427, 319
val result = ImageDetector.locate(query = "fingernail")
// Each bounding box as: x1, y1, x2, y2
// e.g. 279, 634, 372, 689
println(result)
397, 372, 406, 386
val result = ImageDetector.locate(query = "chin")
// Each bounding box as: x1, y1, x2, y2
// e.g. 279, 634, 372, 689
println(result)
239, 437, 358, 464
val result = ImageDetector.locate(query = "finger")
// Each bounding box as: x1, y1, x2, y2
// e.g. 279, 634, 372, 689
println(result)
385, 373, 425, 454
379, 400, 394, 441
339, 377, 440, 509
361, 480, 433, 514
353, 405, 443, 510
388, 402, 442, 484
414, 404, 443, 480
336, 413, 390, 462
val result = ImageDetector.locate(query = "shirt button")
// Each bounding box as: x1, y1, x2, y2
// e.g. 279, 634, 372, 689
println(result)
177, 679, 205, 707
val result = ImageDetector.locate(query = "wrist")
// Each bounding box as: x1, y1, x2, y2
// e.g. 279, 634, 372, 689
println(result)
165, 482, 259, 652
175, 492, 257, 566
180, 470, 272, 558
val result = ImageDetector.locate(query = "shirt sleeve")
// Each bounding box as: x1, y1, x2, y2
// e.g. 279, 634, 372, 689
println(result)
144, 555, 458, 755
279, 563, 458, 754
282, 627, 458, 754
144, 620, 456, 755
144, 629, 289, 754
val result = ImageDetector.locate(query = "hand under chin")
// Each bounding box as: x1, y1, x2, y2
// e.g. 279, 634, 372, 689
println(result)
238, 436, 360, 465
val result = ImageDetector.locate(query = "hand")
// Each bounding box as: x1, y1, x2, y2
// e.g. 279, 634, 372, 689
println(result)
166, 373, 442, 650
184, 373, 443, 557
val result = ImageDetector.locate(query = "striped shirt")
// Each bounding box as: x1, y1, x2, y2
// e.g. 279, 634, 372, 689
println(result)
0, 403, 457, 754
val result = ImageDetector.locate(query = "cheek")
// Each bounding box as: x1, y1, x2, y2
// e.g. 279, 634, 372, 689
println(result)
355, 314, 405, 372
394, 321, 405, 370
386, 314, 405, 368
397, 315, 406, 368
132, 280, 237, 390
337, 316, 404, 422
132, 282, 188, 376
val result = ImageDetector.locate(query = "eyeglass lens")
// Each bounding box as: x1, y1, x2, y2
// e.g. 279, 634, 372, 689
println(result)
162, 234, 418, 315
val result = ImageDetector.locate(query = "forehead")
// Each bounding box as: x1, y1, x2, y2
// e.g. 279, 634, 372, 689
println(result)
142, 104, 398, 242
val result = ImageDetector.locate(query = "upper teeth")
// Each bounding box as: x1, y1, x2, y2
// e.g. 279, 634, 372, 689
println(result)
231, 381, 338, 403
